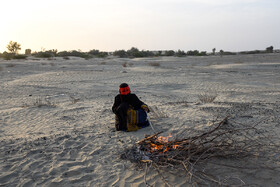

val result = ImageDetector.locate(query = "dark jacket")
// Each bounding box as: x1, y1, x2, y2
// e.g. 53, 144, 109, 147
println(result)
112, 93, 145, 114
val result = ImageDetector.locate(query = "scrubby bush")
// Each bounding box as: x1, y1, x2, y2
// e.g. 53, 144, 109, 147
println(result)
33, 51, 53, 58
149, 62, 160, 67
164, 50, 175, 56
97, 52, 109, 58
113, 50, 127, 58
199, 51, 207, 56
33, 49, 57, 58
240, 50, 262, 55
141, 50, 155, 57
127, 47, 144, 58
222, 51, 237, 55
13, 54, 27, 59
57, 50, 91, 59
1, 52, 27, 60
88, 49, 100, 56
176, 50, 186, 57
88, 49, 109, 57
2, 52, 14, 60
63, 56, 70, 60
266, 46, 273, 53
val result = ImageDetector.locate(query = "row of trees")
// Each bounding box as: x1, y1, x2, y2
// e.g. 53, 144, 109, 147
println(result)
0, 41, 276, 60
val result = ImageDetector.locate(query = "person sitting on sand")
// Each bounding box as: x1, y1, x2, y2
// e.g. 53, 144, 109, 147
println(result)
112, 83, 150, 131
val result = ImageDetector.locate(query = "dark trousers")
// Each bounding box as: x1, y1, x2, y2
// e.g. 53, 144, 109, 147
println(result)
115, 102, 129, 131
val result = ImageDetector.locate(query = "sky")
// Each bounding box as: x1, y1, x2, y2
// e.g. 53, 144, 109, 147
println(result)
0, 0, 279, 53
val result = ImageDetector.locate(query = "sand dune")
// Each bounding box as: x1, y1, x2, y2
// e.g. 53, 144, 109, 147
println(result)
0, 54, 279, 186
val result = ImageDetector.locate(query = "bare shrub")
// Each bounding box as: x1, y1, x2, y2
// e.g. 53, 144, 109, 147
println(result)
167, 100, 188, 106
69, 96, 80, 104
149, 106, 168, 119
198, 93, 217, 103
149, 62, 160, 67
122, 62, 127, 67
6, 64, 15, 67
24, 97, 56, 108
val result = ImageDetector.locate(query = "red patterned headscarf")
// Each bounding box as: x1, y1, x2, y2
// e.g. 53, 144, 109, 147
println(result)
119, 83, 131, 95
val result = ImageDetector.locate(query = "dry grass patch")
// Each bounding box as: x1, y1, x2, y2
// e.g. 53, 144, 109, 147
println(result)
148, 62, 160, 67
198, 93, 217, 103
69, 95, 80, 104
122, 62, 127, 67
23, 97, 56, 108
6, 64, 15, 68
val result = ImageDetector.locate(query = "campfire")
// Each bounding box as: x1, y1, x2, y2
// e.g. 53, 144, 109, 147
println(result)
145, 133, 181, 153
121, 116, 280, 186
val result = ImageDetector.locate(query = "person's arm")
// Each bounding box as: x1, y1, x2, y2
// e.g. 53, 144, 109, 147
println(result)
132, 94, 150, 112
112, 95, 121, 114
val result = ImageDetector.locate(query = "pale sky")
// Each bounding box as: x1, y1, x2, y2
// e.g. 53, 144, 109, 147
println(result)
0, 0, 279, 53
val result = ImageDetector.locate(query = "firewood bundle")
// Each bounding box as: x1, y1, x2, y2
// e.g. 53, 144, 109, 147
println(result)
121, 116, 280, 186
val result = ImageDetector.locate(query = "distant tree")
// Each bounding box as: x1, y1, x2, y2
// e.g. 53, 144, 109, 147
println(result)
165, 50, 175, 56
97, 52, 108, 58
113, 50, 127, 58
127, 47, 144, 58
7, 41, 21, 54
266, 46, 273, 53
88, 49, 100, 56
199, 51, 207, 56
212, 48, 216, 55
186, 50, 200, 56
219, 50, 224, 57
25, 49, 32, 55
176, 50, 186, 57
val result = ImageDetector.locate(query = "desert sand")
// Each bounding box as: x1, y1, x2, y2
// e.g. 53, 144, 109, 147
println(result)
0, 54, 279, 186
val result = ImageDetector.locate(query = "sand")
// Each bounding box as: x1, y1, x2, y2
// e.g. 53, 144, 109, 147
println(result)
0, 54, 279, 186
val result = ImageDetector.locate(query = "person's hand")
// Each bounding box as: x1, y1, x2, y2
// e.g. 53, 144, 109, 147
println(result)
141, 105, 149, 112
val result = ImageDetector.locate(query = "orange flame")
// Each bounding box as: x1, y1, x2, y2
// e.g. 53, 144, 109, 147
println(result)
149, 133, 180, 153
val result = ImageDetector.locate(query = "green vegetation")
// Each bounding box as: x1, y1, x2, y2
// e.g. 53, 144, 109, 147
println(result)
164, 50, 175, 56
1, 52, 27, 60
33, 49, 58, 58
0, 41, 277, 60
240, 50, 262, 55
176, 50, 186, 57
266, 46, 273, 53
2, 52, 13, 60
88, 49, 109, 58
57, 50, 91, 59
113, 50, 127, 58
13, 54, 27, 59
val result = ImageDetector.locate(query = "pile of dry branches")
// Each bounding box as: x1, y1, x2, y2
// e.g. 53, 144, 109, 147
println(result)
121, 116, 280, 186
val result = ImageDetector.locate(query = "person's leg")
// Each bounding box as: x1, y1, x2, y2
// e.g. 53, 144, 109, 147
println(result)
137, 109, 150, 128
115, 115, 121, 131
115, 102, 129, 131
